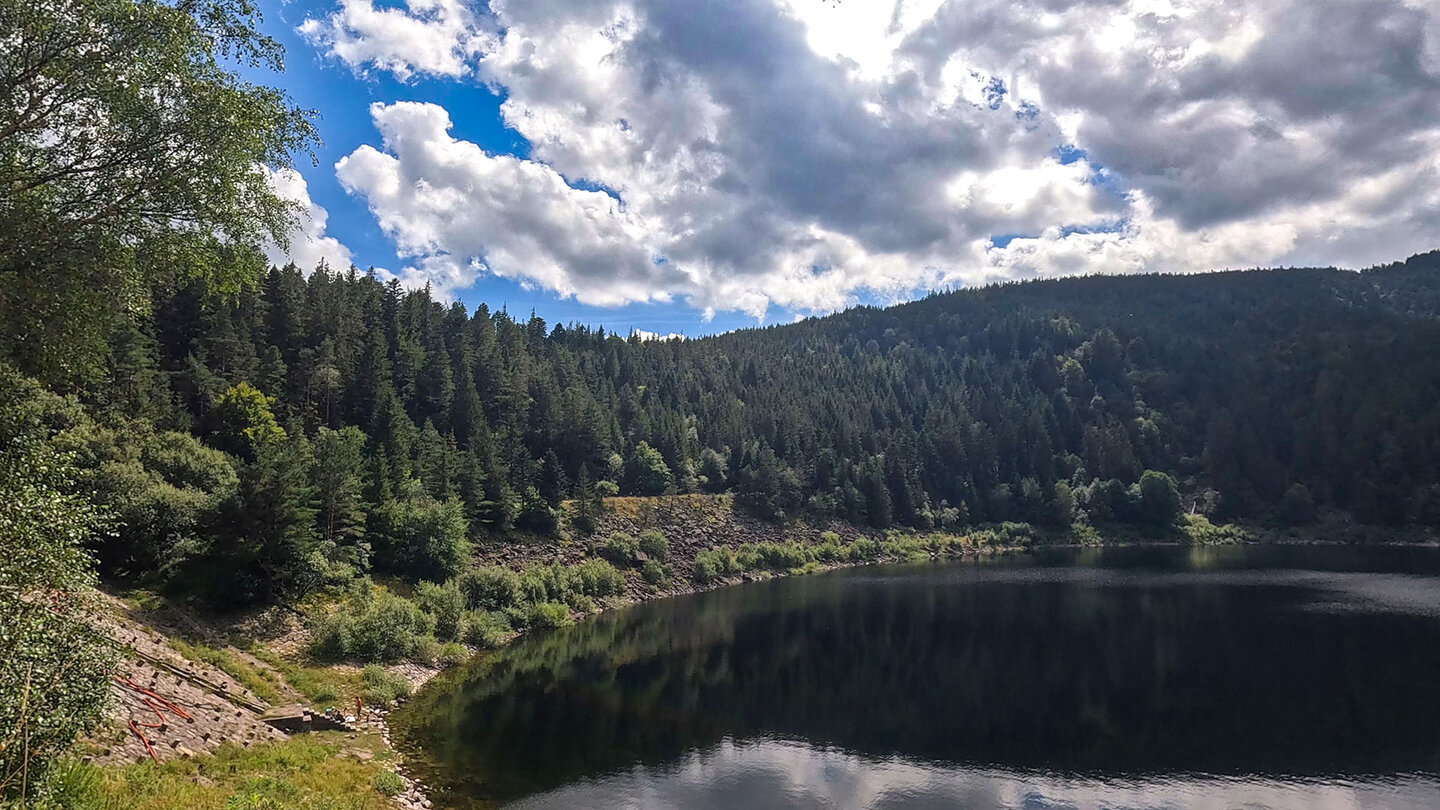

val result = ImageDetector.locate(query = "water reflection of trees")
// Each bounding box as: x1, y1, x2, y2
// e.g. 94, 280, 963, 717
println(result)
394, 559, 1440, 806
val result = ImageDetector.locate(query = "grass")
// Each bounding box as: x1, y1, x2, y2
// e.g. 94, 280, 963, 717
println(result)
167, 640, 285, 705
39, 734, 397, 810
247, 646, 355, 708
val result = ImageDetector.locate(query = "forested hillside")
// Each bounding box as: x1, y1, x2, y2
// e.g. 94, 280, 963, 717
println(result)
12, 249, 1433, 608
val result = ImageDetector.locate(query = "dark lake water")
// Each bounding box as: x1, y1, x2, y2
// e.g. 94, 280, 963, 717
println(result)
391, 544, 1440, 809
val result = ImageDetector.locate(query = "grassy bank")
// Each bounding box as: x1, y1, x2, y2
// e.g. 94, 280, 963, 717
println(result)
31, 735, 402, 810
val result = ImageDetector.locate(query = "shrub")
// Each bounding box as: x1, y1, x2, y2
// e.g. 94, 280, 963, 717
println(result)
456, 565, 521, 610
565, 592, 595, 613
360, 665, 412, 707
371, 495, 470, 582
461, 610, 512, 648
693, 548, 741, 583
754, 541, 810, 570
519, 562, 579, 605
413, 580, 465, 640
410, 635, 441, 665
526, 601, 572, 629
602, 532, 639, 565
438, 642, 468, 668
372, 770, 405, 798
309, 585, 435, 663
573, 558, 625, 597
1137, 470, 1182, 527
1276, 483, 1316, 527
641, 558, 670, 589
638, 529, 669, 561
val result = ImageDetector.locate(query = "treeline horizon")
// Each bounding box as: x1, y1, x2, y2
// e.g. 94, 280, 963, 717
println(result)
10, 249, 1428, 606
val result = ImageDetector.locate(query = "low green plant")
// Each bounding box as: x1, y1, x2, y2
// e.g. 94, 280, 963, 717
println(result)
572, 558, 625, 597
371, 770, 404, 798
309, 582, 436, 663
641, 558, 670, 589
437, 642, 468, 667
526, 601, 572, 629
601, 532, 639, 565
638, 529, 669, 561
360, 665, 412, 708
461, 610, 512, 648
169, 641, 282, 704
455, 566, 521, 610
693, 548, 742, 583
413, 579, 465, 640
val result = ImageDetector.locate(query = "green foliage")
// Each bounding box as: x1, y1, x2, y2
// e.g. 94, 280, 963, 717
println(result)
413, 580, 465, 641
1137, 470, 1183, 528
693, 548, 743, 584
359, 665, 412, 708
623, 441, 673, 496
62, 422, 237, 582
212, 383, 286, 460
572, 559, 626, 598
525, 601, 572, 630
311, 427, 370, 572
309, 583, 435, 664
0, 0, 316, 385
602, 532, 640, 566
437, 642, 469, 668
640, 559, 671, 589
0, 370, 114, 801
371, 770, 404, 798
1275, 483, 1316, 527
1182, 514, 1253, 544
638, 529, 669, 561
461, 611, 512, 649
203, 432, 321, 606
371, 492, 470, 583
456, 566, 521, 610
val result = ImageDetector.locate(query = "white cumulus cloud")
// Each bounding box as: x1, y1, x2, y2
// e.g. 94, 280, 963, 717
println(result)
306, 0, 1440, 316
262, 167, 354, 273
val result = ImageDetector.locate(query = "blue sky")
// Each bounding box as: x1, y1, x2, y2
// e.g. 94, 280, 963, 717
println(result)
253, 0, 1440, 336
249, 0, 803, 336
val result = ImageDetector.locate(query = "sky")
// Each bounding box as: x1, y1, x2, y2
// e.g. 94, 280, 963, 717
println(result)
254, 0, 1440, 337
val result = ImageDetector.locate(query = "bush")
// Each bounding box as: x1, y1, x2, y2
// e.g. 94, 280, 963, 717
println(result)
437, 642, 468, 668
360, 665, 412, 707
693, 548, 741, 583
456, 566, 521, 610
372, 770, 405, 798
309, 584, 435, 663
641, 558, 670, 589
602, 532, 639, 565
518, 562, 580, 605
573, 558, 625, 597
1137, 470, 1183, 527
413, 580, 465, 641
1276, 483, 1316, 527
409, 635, 441, 666
638, 529, 669, 561
526, 601, 572, 629
753, 541, 810, 570
371, 495, 471, 582
461, 610, 512, 648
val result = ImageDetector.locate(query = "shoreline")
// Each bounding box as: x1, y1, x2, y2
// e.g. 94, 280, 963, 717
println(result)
84, 514, 1440, 809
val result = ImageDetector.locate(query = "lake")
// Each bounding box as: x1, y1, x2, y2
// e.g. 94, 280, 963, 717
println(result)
390, 544, 1440, 809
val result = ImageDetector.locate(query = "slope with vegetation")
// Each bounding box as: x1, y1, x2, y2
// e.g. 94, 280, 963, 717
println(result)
6, 0, 1440, 802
